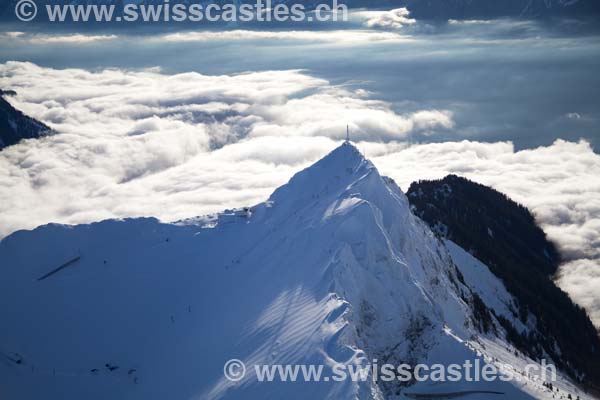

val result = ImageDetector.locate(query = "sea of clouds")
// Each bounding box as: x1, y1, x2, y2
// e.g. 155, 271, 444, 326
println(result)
0, 61, 598, 326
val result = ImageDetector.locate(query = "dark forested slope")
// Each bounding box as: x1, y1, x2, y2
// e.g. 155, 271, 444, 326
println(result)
408, 174, 600, 389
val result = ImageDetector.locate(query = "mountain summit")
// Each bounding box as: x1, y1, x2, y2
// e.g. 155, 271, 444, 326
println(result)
0, 143, 591, 399
269, 142, 370, 208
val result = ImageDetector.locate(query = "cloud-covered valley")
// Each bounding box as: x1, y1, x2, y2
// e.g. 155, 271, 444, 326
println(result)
0, 61, 598, 326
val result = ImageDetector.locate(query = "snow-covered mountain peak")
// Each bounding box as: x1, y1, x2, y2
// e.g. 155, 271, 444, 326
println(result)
0, 143, 590, 400
268, 142, 372, 204
266, 142, 411, 227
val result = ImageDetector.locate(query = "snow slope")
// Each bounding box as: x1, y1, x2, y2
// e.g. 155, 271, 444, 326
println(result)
0, 143, 590, 399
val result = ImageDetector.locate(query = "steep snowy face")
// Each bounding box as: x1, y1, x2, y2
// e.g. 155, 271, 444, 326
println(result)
0, 143, 585, 400
268, 144, 472, 354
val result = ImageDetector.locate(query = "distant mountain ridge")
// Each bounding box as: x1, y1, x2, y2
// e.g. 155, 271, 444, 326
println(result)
0, 91, 50, 150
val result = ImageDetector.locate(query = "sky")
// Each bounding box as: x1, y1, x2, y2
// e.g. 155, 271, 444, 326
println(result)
0, 13, 599, 326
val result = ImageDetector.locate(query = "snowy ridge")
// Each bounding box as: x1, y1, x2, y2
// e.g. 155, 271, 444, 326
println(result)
0, 143, 591, 399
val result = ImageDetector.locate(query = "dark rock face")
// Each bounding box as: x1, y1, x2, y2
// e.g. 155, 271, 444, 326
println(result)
0, 92, 50, 150
408, 174, 600, 389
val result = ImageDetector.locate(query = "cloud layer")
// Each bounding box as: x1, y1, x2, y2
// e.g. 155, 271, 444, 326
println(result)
0, 62, 598, 326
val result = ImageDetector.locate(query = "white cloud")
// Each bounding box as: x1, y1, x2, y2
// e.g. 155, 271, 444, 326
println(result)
410, 110, 454, 133
353, 8, 416, 30
2, 32, 118, 44
557, 259, 600, 325
160, 29, 409, 43
3, 32, 25, 38
0, 62, 598, 327
447, 19, 494, 25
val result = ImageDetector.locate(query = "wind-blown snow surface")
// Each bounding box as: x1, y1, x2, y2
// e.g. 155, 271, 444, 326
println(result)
0, 144, 587, 399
